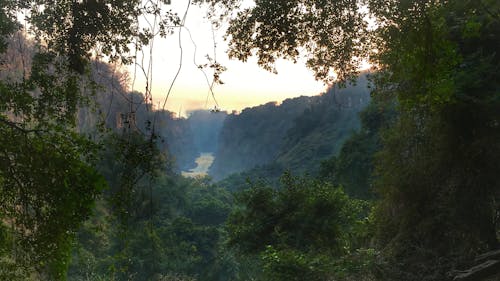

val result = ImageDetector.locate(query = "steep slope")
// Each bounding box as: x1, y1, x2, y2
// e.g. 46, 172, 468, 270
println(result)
210, 97, 315, 180
154, 111, 199, 171
77, 62, 199, 171
212, 75, 371, 182
276, 75, 371, 173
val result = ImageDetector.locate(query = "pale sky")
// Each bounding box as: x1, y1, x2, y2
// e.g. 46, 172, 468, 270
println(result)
127, 1, 326, 117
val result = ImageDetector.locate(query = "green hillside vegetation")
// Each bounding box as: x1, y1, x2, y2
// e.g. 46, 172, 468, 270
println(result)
0, 0, 498, 280
69, 158, 235, 280
212, 76, 370, 182
215, 76, 371, 192
319, 96, 398, 199
226, 173, 374, 281
77, 60, 199, 172
277, 75, 370, 174
210, 97, 314, 180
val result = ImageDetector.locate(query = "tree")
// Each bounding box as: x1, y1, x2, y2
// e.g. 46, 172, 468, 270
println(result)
0, 48, 107, 279
319, 95, 397, 199
369, 2, 500, 278
0, 0, 179, 278
210, 0, 370, 83
208, 0, 500, 279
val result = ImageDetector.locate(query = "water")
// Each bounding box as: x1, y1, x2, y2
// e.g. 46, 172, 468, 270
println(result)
181, 152, 215, 178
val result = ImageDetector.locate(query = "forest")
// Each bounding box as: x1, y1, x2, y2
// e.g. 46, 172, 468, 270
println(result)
210, 75, 370, 181
0, 0, 499, 281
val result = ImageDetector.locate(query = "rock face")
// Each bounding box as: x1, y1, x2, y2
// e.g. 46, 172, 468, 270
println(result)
452, 250, 500, 281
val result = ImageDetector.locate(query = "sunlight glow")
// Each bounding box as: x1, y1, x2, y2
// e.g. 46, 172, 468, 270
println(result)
128, 2, 326, 116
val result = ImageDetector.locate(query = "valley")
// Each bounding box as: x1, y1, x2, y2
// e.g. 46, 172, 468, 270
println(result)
172, 74, 371, 183
1, 1, 498, 280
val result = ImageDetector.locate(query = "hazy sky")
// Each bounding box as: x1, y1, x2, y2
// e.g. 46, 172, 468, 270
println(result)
127, 1, 326, 117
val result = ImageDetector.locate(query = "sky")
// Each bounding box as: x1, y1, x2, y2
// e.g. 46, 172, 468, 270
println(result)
127, 1, 326, 117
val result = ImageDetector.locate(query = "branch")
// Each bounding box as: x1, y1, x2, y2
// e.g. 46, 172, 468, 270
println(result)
0, 117, 41, 134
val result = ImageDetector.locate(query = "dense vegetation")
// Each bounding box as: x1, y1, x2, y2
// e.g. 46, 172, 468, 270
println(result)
211, 77, 370, 180
276, 75, 370, 174
210, 97, 313, 180
216, 0, 500, 279
0, 0, 498, 280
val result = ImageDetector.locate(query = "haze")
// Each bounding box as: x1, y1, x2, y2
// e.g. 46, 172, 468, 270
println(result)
128, 1, 326, 117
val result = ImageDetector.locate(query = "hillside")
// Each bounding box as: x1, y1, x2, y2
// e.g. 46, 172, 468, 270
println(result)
209, 96, 315, 180
276, 75, 371, 173
77, 61, 200, 171
210, 75, 370, 181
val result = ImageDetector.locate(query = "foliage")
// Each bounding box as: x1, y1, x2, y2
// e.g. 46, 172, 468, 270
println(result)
373, 103, 500, 280
0, 0, 181, 277
368, 0, 500, 279
69, 143, 237, 281
212, 78, 370, 181
208, 0, 500, 279
277, 76, 371, 174
0, 18, 106, 281
217, 162, 284, 193
219, 0, 369, 82
26, 0, 179, 72
319, 94, 397, 199
260, 247, 333, 281
0, 0, 498, 280
0, 0, 187, 278
227, 172, 375, 280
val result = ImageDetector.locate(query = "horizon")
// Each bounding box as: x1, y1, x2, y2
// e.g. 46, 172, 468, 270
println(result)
127, 2, 327, 118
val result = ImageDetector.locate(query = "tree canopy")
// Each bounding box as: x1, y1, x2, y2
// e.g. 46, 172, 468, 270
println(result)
0, 0, 180, 278
208, 0, 500, 279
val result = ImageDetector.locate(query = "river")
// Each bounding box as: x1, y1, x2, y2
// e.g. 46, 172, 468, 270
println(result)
181, 152, 215, 178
